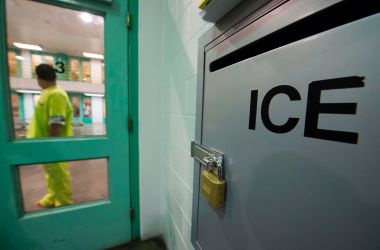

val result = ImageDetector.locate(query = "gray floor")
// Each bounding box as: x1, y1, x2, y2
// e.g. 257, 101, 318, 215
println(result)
73, 123, 106, 136
19, 158, 108, 212
107, 237, 167, 250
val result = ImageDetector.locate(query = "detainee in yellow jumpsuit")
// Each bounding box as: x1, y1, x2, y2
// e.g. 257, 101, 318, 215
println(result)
27, 64, 74, 208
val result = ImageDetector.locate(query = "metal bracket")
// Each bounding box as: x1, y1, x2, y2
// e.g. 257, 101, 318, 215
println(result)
191, 141, 224, 179
128, 116, 133, 132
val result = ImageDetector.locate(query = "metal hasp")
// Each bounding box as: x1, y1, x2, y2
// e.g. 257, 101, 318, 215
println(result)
191, 142, 226, 208
191, 141, 224, 178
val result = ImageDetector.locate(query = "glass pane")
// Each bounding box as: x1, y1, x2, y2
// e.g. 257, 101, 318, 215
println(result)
70, 59, 80, 81
44, 56, 55, 66
31, 54, 42, 78
82, 61, 91, 83
7, 51, 17, 76
11, 93, 19, 117
10, 92, 27, 137
18, 158, 108, 213
33, 94, 40, 105
83, 97, 92, 118
71, 96, 81, 118
102, 62, 105, 84
103, 98, 106, 118
6, 0, 106, 138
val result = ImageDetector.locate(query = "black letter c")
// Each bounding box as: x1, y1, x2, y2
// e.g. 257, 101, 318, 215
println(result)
261, 85, 301, 134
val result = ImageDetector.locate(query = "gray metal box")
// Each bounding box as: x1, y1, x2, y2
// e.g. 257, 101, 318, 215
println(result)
192, 0, 380, 249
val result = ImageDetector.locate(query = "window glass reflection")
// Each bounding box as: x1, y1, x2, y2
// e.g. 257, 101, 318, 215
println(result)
70, 59, 80, 81
72, 96, 81, 118
6, 0, 106, 138
7, 51, 18, 76
83, 97, 92, 118
44, 56, 55, 66
32, 54, 42, 78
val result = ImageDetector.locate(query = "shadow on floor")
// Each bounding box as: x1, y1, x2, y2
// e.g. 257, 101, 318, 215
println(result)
107, 237, 167, 250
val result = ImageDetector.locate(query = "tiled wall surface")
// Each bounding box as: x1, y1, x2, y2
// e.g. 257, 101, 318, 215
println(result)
160, 1, 212, 249
139, 0, 212, 248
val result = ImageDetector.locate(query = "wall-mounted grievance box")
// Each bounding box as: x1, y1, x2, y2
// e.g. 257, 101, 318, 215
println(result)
191, 0, 380, 249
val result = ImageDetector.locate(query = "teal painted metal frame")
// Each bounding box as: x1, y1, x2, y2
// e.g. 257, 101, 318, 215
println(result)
128, 0, 140, 240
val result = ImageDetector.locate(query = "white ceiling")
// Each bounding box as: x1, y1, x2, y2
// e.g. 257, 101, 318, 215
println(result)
6, 0, 104, 57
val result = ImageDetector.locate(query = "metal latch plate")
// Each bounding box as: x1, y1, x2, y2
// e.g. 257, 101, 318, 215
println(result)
191, 141, 223, 168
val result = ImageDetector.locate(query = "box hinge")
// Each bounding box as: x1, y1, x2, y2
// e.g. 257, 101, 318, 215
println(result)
129, 207, 134, 220
128, 117, 133, 132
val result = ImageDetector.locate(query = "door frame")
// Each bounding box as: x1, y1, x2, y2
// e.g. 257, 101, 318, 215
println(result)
127, 0, 140, 240
0, 0, 141, 245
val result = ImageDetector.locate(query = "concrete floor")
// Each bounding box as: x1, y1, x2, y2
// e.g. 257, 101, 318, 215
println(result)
19, 158, 108, 212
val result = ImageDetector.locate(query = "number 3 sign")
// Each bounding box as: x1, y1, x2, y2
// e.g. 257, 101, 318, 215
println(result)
55, 61, 65, 74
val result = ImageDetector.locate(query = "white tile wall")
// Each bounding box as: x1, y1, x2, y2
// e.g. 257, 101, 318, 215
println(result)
138, 0, 164, 240
160, 1, 212, 249
139, 0, 213, 248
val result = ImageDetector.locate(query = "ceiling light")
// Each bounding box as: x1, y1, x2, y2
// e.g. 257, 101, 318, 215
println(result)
15, 56, 25, 61
80, 12, 93, 23
83, 52, 104, 60
16, 90, 41, 94
13, 42, 43, 51
84, 93, 104, 97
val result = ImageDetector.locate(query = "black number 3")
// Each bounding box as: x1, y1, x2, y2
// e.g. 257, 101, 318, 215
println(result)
55, 62, 65, 74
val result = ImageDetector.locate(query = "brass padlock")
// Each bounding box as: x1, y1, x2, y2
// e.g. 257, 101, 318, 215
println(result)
201, 169, 226, 208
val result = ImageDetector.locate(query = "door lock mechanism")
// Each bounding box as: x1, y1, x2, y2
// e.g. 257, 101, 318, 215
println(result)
191, 141, 226, 208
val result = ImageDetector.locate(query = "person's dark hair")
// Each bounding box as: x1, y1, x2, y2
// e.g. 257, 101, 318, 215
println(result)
35, 64, 56, 81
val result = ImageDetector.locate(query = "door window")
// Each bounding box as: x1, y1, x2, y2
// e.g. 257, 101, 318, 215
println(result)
6, 0, 106, 138
18, 158, 109, 213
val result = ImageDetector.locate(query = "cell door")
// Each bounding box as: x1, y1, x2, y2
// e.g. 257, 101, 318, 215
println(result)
0, 0, 133, 249
192, 0, 380, 249
70, 94, 83, 125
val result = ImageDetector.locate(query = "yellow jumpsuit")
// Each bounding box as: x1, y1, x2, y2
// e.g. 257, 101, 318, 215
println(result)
27, 86, 74, 207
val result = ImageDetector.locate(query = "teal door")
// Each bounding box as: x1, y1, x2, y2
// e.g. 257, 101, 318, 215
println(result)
0, 0, 133, 249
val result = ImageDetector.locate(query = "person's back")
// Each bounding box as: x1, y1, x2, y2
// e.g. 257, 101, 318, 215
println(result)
27, 85, 73, 138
